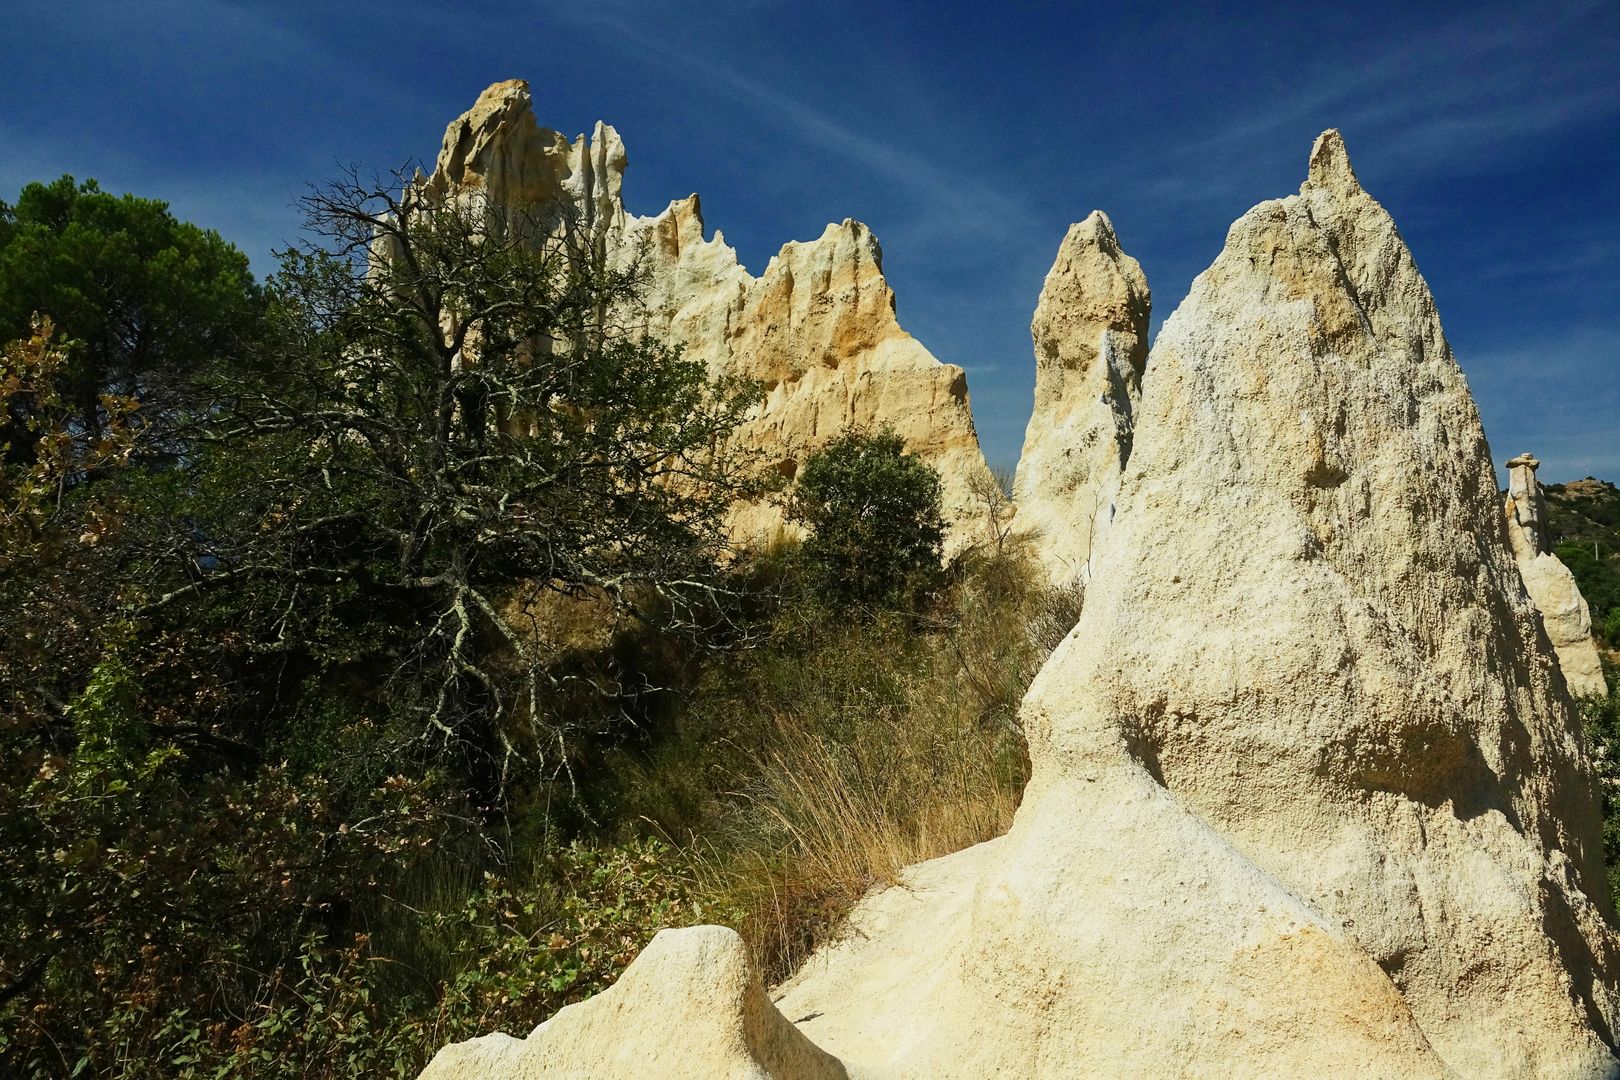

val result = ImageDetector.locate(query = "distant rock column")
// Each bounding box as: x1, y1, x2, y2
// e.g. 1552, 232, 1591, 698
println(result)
1505, 451, 1610, 697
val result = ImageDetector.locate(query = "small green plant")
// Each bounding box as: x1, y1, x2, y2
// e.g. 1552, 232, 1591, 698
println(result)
789, 430, 945, 610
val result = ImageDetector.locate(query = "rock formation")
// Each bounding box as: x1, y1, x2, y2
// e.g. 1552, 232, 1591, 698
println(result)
413, 80, 998, 553
417, 78, 627, 245
418, 926, 845, 1080
417, 131, 1620, 1078
1011, 211, 1150, 585
1506, 452, 1611, 697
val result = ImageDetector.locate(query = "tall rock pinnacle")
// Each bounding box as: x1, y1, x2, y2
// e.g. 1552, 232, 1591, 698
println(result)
1505, 451, 1610, 697
1011, 210, 1150, 584
971, 125, 1620, 1075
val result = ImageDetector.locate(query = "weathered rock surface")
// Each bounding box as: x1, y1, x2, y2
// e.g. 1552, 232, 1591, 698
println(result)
778, 129, 1620, 1078
418, 926, 846, 1080
618, 200, 998, 552
416, 130, 1620, 1078
417, 80, 997, 552
1011, 211, 1150, 584
419, 79, 627, 242
1506, 452, 1610, 697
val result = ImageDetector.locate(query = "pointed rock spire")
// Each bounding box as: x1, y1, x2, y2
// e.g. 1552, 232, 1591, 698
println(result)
1304, 127, 1362, 194
1012, 210, 1150, 584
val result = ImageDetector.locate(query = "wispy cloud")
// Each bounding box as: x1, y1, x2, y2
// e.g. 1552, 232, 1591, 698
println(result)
1465, 326, 1620, 482
529, 0, 1031, 241
1124, 3, 1618, 213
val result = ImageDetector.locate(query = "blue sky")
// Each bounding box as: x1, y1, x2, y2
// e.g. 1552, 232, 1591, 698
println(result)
4, 1, 1617, 482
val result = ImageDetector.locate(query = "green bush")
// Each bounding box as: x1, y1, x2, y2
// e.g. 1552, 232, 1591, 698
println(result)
789, 431, 945, 610
1556, 542, 1620, 645
1579, 659, 1620, 910
0, 718, 705, 1080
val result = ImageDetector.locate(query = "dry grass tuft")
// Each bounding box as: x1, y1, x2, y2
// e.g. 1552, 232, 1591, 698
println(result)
667, 541, 1081, 979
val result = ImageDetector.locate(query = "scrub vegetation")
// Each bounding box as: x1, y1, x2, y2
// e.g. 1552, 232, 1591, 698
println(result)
0, 173, 1076, 1078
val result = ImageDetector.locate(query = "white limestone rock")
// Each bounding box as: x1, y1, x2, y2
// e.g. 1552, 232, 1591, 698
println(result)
617, 198, 998, 552
418, 79, 625, 243
1011, 211, 1150, 585
416, 80, 998, 554
418, 926, 846, 1080
1505, 452, 1610, 698
783, 129, 1620, 1078
415, 126, 1620, 1080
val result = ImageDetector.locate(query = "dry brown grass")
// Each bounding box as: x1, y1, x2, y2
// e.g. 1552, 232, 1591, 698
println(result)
714, 703, 1024, 977
671, 542, 1081, 980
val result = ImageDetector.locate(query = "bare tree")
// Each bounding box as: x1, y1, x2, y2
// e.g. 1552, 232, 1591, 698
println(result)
140, 167, 763, 797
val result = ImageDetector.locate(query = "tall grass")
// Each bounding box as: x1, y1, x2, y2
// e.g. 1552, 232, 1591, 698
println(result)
0, 542, 1080, 1077
606, 542, 1081, 979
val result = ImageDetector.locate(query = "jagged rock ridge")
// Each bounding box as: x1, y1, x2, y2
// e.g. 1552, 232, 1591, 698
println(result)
414, 80, 998, 553
416, 130, 1620, 1078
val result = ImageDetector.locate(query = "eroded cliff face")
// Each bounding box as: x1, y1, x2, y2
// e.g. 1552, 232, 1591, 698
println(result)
418, 128, 1620, 1080
1011, 211, 1150, 585
413, 79, 997, 553
1505, 452, 1610, 698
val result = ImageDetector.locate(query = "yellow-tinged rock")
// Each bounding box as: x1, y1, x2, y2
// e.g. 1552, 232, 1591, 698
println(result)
415, 80, 998, 556
1011, 210, 1150, 584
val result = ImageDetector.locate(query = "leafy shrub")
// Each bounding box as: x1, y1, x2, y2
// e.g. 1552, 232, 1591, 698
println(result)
1557, 541, 1620, 645
0, 709, 452, 1077
789, 431, 945, 610
0, 712, 706, 1080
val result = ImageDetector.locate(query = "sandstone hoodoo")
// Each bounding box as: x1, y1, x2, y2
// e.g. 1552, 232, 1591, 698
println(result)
1505, 451, 1610, 698
412, 80, 998, 553
1011, 210, 1150, 585
416, 130, 1620, 1079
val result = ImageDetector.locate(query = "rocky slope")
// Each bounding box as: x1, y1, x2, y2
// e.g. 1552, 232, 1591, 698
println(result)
417, 130, 1620, 1079
413, 80, 998, 553
1011, 211, 1150, 585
